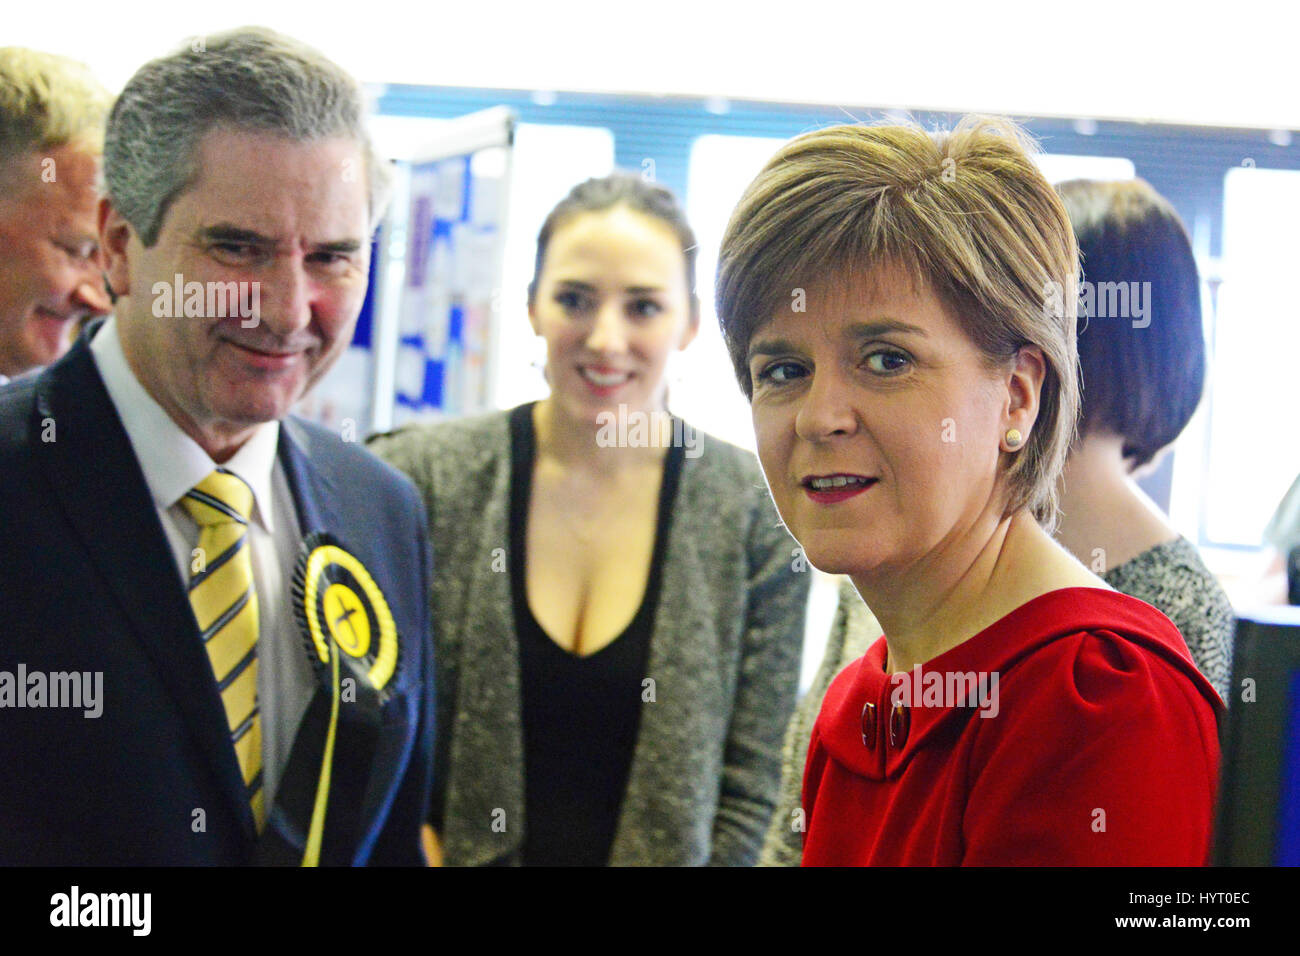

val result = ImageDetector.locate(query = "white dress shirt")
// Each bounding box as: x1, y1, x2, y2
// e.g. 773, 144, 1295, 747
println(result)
90, 317, 315, 811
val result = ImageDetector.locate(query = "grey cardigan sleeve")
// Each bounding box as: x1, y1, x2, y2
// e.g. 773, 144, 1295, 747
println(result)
758, 578, 882, 866
707, 503, 809, 866
366, 426, 458, 832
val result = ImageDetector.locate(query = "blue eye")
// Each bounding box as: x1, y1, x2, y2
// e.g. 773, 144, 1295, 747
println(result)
865, 349, 910, 374
755, 360, 806, 386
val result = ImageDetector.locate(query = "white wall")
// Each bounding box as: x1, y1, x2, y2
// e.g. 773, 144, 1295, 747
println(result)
11, 0, 1299, 131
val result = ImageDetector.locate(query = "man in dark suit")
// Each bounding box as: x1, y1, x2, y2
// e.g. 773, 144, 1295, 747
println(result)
0, 27, 434, 865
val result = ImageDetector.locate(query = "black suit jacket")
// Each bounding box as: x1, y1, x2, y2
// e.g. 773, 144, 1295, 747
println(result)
0, 332, 435, 865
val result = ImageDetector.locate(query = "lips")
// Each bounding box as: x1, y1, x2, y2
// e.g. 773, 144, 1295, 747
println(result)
801, 473, 878, 504
578, 365, 633, 395
225, 339, 303, 371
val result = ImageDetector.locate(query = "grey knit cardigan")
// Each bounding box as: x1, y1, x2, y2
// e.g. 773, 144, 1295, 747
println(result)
759, 579, 881, 866
368, 408, 809, 866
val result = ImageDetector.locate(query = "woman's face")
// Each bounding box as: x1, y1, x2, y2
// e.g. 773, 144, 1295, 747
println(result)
747, 262, 1038, 579
529, 205, 698, 426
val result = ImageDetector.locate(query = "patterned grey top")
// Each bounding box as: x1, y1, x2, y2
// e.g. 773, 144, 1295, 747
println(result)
369, 408, 809, 866
1100, 536, 1233, 702
758, 535, 1232, 867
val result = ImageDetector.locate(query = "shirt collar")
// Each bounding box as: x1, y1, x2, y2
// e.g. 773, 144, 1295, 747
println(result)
89, 316, 281, 531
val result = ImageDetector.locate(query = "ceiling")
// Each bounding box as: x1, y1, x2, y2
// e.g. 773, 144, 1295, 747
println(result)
12, 0, 1294, 132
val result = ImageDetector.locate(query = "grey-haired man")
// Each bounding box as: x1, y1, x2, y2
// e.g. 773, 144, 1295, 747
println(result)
0, 27, 434, 865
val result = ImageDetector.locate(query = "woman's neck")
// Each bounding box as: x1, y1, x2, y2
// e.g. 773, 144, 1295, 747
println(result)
856, 510, 1096, 674
533, 396, 670, 475
1055, 432, 1177, 572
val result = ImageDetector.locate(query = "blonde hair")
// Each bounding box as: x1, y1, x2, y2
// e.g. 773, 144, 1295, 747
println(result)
716, 115, 1080, 527
0, 47, 110, 175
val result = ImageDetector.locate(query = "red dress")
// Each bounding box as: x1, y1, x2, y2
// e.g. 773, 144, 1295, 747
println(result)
801, 587, 1223, 865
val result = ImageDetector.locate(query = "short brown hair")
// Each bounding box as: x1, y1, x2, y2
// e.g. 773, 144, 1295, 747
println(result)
716, 115, 1080, 527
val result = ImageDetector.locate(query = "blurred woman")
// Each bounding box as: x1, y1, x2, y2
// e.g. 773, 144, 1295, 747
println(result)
1055, 178, 1232, 700
370, 173, 807, 866
717, 117, 1221, 865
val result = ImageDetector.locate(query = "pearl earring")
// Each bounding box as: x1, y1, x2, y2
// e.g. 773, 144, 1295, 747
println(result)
1004, 428, 1023, 449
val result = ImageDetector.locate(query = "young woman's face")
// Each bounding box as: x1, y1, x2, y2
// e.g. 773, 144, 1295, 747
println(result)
529, 205, 698, 426
747, 262, 1035, 580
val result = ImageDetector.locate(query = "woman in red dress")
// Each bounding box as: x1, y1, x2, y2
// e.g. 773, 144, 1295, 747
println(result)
715, 116, 1222, 865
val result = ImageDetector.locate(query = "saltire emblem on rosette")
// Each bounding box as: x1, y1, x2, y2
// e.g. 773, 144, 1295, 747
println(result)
257, 532, 400, 866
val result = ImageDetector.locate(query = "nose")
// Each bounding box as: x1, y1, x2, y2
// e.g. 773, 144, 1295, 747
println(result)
72, 274, 112, 317
255, 258, 313, 338
794, 366, 859, 443
584, 300, 628, 356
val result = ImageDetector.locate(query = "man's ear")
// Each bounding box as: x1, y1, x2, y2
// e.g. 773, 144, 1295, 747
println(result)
99, 199, 134, 299
1001, 345, 1046, 452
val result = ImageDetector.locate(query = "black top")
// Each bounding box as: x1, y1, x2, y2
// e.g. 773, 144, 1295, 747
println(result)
508, 402, 684, 866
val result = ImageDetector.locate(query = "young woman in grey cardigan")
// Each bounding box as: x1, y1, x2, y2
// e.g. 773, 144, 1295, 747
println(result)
369, 174, 808, 865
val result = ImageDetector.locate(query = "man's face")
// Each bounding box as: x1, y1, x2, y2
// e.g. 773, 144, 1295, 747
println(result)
0, 143, 111, 377
105, 128, 371, 460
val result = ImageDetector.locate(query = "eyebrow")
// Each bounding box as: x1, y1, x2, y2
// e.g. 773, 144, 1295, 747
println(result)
553, 279, 666, 295
748, 337, 801, 360
314, 239, 364, 254
195, 224, 362, 253
196, 225, 271, 245
747, 319, 928, 361
847, 319, 929, 339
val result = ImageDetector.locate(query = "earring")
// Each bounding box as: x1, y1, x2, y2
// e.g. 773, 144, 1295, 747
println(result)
1004, 428, 1023, 449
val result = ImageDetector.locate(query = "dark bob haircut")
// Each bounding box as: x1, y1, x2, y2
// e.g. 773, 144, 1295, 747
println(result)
1057, 178, 1206, 469
527, 172, 698, 309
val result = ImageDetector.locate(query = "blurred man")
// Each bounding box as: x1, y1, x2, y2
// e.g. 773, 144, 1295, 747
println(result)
0, 48, 112, 383
0, 28, 434, 865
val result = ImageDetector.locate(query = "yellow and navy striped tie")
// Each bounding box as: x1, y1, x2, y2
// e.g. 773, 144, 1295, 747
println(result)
181, 469, 264, 830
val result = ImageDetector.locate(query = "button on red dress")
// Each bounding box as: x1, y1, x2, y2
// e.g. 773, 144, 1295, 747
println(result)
801, 588, 1223, 866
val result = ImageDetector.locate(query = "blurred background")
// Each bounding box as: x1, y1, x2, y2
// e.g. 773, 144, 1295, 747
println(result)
18, 0, 1299, 673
